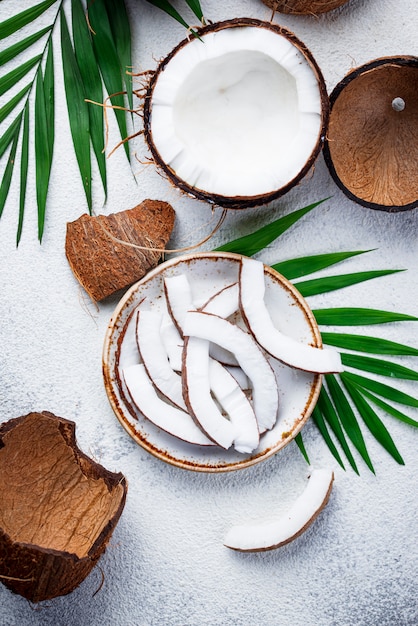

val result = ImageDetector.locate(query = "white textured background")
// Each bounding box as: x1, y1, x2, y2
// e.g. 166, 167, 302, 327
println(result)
1, 1, 418, 624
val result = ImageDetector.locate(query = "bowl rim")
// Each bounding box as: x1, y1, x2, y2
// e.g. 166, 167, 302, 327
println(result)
102, 251, 323, 472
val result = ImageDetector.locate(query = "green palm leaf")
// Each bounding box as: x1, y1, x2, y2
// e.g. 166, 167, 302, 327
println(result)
184, 0, 205, 21
0, 25, 52, 66
0, 112, 23, 158
0, 84, 31, 124
321, 332, 418, 357
104, 0, 133, 112
326, 374, 375, 473
215, 199, 327, 255
87, 0, 130, 160
341, 353, 418, 381
34, 64, 53, 242
272, 249, 373, 281
0, 55, 42, 97
313, 308, 418, 326
60, 8, 92, 212
294, 432, 310, 464
341, 371, 418, 409
17, 102, 30, 245
317, 386, 359, 473
353, 387, 418, 429
342, 377, 404, 465
145, 0, 195, 31
0, 129, 19, 220
312, 405, 346, 470
0, 0, 57, 39
71, 0, 106, 198
295, 269, 403, 297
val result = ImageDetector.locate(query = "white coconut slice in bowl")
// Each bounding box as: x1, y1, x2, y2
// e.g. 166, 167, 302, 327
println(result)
239, 257, 343, 373
144, 18, 328, 209
224, 468, 334, 552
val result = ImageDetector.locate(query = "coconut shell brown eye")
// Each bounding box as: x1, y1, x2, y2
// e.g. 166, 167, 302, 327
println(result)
323, 56, 418, 212
0, 412, 127, 602
261, 0, 351, 15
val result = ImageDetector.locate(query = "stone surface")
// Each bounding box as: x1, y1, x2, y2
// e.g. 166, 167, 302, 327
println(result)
0, 0, 418, 624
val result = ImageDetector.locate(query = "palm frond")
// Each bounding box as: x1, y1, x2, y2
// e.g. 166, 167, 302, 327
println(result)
0, 0, 57, 39
216, 200, 418, 474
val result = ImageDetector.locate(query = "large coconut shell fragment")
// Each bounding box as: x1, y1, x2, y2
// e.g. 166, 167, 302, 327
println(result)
65, 200, 175, 301
0, 411, 127, 602
323, 56, 418, 211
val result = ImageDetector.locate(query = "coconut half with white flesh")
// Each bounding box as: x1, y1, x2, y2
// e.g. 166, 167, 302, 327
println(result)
144, 18, 328, 209
239, 257, 343, 374
224, 468, 334, 552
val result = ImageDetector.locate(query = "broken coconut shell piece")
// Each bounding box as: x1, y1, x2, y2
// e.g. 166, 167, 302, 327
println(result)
261, 0, 351, 15
0, 411, 127, 603
65, 199, 175, 301
323, 56, 418, 211
144, 18, 328, 209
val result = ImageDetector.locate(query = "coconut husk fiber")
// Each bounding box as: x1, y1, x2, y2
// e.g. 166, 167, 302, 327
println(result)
65, 199, 175, 301
0, 411, 127, 602
261, 0, 351, 14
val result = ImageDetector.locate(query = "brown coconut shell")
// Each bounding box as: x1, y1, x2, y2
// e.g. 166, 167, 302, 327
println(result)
143, 18, 329, 209
65, 199, 175, 301
0, 411, 127, 602
261, 0, 351, 15
323, 56, 418, 211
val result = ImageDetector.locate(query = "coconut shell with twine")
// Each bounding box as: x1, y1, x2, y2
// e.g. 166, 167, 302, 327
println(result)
0, 411, 128, 602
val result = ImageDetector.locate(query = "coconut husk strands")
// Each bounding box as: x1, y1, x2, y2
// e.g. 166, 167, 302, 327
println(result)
0, 412, 128, 602
261, 0, 351, 15
143, 18, 329, 209
323, 56, 418, 211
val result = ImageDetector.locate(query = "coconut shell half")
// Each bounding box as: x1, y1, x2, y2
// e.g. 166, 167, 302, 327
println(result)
323, 56, 418, 211
261, 0, 351, 15
0, 411, 127, 602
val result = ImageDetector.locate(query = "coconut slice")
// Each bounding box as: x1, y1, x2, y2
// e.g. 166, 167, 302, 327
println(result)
239, 257, 343, 374
160, 314, 184, 372
164, 274, 239, 365
182, 336, 235, 449
208, 359, 259, 454
183, 310, 279, 431
136, 309, 187, 410
224, 468, 334, 552
144, 18, 328, 208
123, 363, 215, 446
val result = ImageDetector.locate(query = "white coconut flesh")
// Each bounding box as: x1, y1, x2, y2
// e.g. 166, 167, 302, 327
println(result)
164, 274, 239, 365
224, 468, 334, 552
160, 314, 184, 372
183, 310, 279, 431
123, 363, 215, 446
135, 310, 188, 410
182, 335, 235, 449
149, 26, 323, 198
239, 257, 343, 374
208, 358, 259, 454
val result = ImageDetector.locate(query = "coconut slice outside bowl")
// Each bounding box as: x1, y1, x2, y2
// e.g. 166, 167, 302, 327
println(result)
102, 252, 325, 473
323, 56, 418, 212
143, 18, 328, 209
